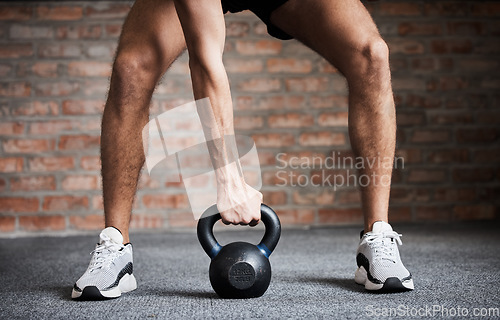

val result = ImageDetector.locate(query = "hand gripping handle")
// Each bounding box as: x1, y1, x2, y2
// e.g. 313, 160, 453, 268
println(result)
197, 203, 281, 259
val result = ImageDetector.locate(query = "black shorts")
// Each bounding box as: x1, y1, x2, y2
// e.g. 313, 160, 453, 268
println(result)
221, 0, 292, 40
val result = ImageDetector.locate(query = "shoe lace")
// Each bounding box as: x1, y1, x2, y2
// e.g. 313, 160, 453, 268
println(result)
88, 238, 123, 272
365, 231, 402, 264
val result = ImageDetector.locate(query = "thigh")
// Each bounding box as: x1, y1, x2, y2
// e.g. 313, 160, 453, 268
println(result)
269, 0, 383, 78
116, 0, 186, 75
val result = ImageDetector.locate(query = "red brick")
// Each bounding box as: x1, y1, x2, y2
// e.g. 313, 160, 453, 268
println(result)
19, 216, 65, 231
105, 24, 122, 38
34, 82, 79, 96
142, 194, 188, 209
256, 95, 305, 110
58, 135, 100, 150
406, 94, 442, 109
261, 190, 287, 205
277, 208, 315, 225
0, 7, 32, 20
237, 78, 281, 92
471, 3, 500, 16
56, 24, 102, 39
69, 214, 104, 230
62, 175, 99, 191
477, 111, 500, 124
399, 22, 442, 36
0, 44, 33, 58
9, 24, 53, 39
32, 62, 58, 78
427, 149, 469, 164
285, 77, 329, 92
431, 40, 472, 54
411, 129, 450, 144
268, 113, 314, 128
318, 112, 348, 127
392, 77, 426, 91
389, 206, 412, 223
380, 3, 421, 15
317, 60, 338, 73
430, 112, 473, 125
434, 188, 477, 202
456, 129, 498, 143
395, 148, 422, 165
474, 149, 500, 163
87, 43, 117, 58
226, 21, 249, 37
390, 188, 430, 204
233, 115, 264, 130
168, 211, 196, 228
457, 59, 499, 73
0, 64, 12, 77
0, 217, 16, 232
252, 133, 295, 148
10, 176, 56, 191
0, 82, 31, 97
318, 207, 363, 225
453, 205, 495, 221
276, 151, 327, 168
0, 122, 24, 135
387, 39, 425, 55
407, 169, 447, 183
131, 213, 163, 229
267, 58, 312, 73
416, 206, 452, 222
424, 3, 468, 16
299, 131, 346, 147
0, 197, 39, 213
85, 4, 131, 19
62, 100, 104, 115
0, 157, 23, 172
310, 95, 348, 109
68, 61, 111, 77
37, 6, 83, 20
29, 156, 74, 172
292, 189, 335, 205
235, 40, 282, 55
3, 139, 55, 154
12, 101, 59, 116
29, 120, 80, 135
453, 168, 495, 183
447, 21, 486, 36
395, 112, 424, 126
43, 195, 89, 211
38, 43, 82, 58
81, 156, 101, 170
224, 58, 263, 73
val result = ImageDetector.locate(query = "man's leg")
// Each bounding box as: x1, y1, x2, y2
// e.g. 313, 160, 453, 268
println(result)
270, 0, 413, 292
101, 0, 186, 243
270, 0, 394, 233
72, 0, 187, 300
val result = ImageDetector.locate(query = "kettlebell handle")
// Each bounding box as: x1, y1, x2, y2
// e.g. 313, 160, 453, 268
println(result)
197, 203, 281, 259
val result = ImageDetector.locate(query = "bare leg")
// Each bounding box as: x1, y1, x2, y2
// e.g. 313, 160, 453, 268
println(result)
271, 0, 395, 232
101, 0, 186, 243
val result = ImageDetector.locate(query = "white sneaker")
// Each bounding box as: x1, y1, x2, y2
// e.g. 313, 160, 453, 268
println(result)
355, 221, 414, 292
71, 227, 137, 300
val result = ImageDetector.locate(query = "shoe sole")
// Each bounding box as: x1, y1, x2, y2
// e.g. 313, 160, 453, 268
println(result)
72, 273, 137, 300
355, 266, 414, 293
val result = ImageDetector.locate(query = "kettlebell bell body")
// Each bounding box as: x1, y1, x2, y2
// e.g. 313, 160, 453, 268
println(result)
197, 204, 281, 299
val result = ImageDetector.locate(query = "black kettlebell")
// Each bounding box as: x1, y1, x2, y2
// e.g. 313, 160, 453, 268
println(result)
197, 203, 281, 299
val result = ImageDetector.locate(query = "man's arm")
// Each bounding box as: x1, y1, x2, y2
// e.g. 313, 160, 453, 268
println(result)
173, 0, 262, 225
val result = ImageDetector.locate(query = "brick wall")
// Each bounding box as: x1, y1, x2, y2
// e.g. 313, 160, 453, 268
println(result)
0, 1, 499, 235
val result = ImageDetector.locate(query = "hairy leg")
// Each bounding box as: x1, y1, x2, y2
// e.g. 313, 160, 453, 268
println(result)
101, 0, 186, 243
271, 0, 396, 232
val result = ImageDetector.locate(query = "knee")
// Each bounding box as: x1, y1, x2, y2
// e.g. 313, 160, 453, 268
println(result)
112, 50, 160, 88
348, 38, 390, 82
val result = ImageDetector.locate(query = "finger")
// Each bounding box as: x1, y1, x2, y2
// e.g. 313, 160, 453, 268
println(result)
249, 219, 259, 227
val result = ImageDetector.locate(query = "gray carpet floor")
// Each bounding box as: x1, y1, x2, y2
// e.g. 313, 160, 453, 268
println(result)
1, 221, 499, 319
